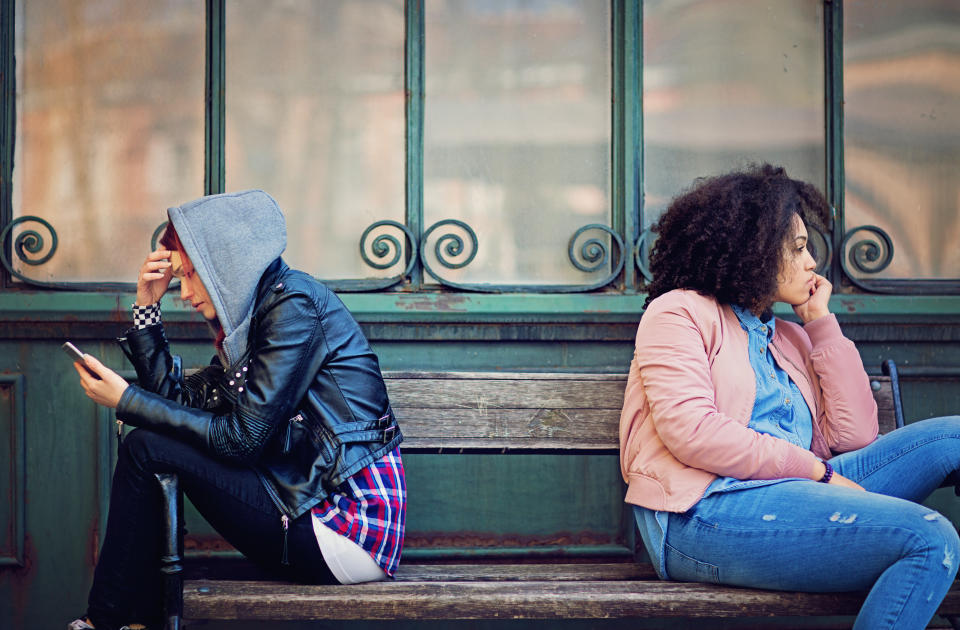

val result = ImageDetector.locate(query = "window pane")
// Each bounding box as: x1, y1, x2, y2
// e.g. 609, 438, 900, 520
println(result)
12, 0, 204, 283
225, 0, 406, 282
423, 0, 611, 287
844, 0, 960, 280
643, 0, 825, 226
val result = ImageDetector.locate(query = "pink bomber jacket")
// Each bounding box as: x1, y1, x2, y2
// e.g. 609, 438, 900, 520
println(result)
619, 289, 879, 512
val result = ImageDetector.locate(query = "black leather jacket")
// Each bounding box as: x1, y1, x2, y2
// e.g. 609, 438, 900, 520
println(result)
116, 259, 402, 520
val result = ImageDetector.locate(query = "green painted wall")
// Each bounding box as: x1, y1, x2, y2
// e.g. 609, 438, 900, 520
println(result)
0, 293, 958, 629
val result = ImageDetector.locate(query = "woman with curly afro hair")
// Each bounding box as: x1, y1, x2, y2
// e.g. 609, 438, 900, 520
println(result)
619, 164, 960, 629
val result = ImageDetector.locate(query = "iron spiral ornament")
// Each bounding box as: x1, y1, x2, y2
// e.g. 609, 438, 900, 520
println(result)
634, 227, 657, 283
807, 224, 833, 276
839, 224, 896, 293
0, 216, 59, 286
841, 225, 894, 275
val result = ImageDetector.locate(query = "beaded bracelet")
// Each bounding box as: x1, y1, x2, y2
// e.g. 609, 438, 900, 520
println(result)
818, 460, 834, 484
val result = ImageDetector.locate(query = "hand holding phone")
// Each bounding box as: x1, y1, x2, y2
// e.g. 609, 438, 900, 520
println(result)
62, 342, 102, 380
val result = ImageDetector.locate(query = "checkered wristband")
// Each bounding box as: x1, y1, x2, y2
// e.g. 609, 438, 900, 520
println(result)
132, 303, 162, 329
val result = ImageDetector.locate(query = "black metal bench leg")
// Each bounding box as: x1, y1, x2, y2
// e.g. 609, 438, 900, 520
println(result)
155, 472, 184, 630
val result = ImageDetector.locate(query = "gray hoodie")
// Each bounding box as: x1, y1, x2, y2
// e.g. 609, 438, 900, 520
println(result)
166, 189, 286, 367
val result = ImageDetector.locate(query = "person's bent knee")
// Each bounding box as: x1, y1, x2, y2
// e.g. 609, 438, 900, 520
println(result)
118, 427, 171, 473
909, 510, 960, 581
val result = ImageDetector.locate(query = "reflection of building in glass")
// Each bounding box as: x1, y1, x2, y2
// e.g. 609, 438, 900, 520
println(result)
14, 0, 204, 282
844, 0, 960, 279
423, 0, 611, 286
643, 0, 825, 225
225, 0, 406, 281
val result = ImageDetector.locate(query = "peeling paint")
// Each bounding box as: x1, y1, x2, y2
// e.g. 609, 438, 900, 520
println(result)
924, 513, 939, 521
944, 545, 955, 571
395, 294, 470, 312
762, 514, 777, 521
829, 512, 841, 522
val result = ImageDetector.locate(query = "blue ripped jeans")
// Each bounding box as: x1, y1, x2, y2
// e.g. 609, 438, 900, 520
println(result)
656, 416, 960, 630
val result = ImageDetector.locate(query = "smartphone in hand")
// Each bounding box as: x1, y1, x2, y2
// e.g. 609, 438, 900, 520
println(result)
62, 341, 102, 380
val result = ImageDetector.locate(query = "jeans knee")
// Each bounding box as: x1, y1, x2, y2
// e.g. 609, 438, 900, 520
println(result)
118, 427, 165, 473
911, 511, 960, 578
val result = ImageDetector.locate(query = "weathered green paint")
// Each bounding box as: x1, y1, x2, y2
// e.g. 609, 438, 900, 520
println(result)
0, 373, 25, 567
406, 0, 425, 289
205, 0, 225, 196
0, 0, 13, 292
2, 291, 959, 323
823, 0, 845, 285
612, 0, 642, 293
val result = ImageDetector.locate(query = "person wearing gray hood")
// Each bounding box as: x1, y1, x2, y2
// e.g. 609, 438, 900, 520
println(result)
68, 190, 405, 630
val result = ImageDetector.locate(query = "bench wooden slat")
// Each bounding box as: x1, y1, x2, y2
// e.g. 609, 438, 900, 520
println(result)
386, 375, 627, 410
184, 572, 960, 621
392, 562, 655, 581
388, 372, 899, 449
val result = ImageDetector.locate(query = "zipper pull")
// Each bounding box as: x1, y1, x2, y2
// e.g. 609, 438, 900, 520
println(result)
281, 514, 290, 566
115, 420, 124, 457
283, 414, 303, 453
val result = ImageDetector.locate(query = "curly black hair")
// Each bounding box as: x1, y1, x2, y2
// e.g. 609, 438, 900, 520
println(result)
644, 163, 830, 314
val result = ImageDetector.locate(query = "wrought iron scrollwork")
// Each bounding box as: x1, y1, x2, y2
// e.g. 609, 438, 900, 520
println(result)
323, 220, 419, 292
151, 222, 169, 252
336, 220, 418, 291
807, 224, 833, 276
840, 225, 895, 292
0, 215, 157, 290
418, 219, 624, 292
0, 216, 61, 287
842, 225, 894, 274
417, 219, 480, 291
565, 224, 625, 291
422, 219, 478, 272
634, 227, 657, 283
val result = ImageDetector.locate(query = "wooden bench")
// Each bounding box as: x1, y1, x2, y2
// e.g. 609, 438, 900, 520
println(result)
155, 359, 960, 629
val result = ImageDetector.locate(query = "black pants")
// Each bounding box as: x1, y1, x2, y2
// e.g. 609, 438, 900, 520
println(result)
87, 428, 335, 630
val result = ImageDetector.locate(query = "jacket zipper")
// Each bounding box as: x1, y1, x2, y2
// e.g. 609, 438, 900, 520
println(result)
281, 514, 290, 566
283, 413, 304, 453
253, 469, 295, 566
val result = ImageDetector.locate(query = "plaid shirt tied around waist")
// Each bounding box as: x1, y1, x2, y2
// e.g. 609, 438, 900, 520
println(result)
311, 447, 406, 576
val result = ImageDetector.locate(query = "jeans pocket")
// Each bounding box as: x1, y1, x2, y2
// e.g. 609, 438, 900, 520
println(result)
664, 542, 720, 584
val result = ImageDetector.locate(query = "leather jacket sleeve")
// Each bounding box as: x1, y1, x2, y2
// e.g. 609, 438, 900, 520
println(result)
117, 324, 221, 408
116, 291, 329, 463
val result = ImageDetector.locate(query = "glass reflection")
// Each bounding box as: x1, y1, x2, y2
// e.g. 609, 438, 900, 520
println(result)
844, 0, 960, 280
643, 0, 825, 227
12, 0, 204, 283
225, 0, 406, 281
423, 0, 611, 286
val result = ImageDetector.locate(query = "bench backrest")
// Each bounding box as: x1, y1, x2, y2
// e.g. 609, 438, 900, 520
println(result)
386, 365, 903, 451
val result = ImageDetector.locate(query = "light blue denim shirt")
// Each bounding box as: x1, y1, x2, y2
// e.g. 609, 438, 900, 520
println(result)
634, 304, 814, 578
